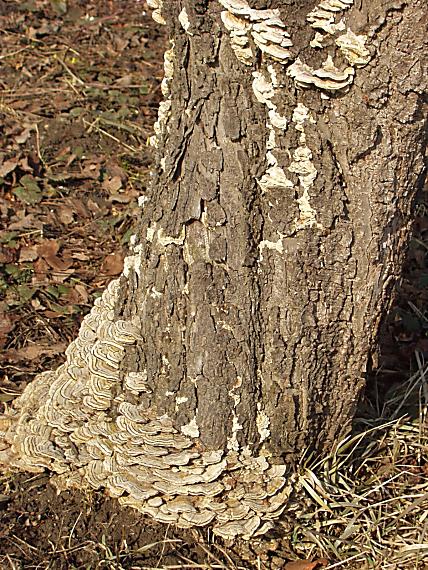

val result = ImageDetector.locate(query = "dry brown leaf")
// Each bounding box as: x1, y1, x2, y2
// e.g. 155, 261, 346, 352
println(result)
0, 304, 15, 349
114, 73, 133, 86
44, 255, 73, 272
81, 162, 101, 180
105, 159, 127, 181
32, 257, 50, 277
0, 246, 16, 264
52, 268, 75, 283
74, 283, 89, 303
101, 252, 124, 276
102, 175, 122, 193
71, 252, 90, 261
2, 343, 66, 362
69, 198, 90, 218
56, 205, 75, 225
15, 127, 33, 145
9, 214, 43, 231
284, 560, 328, 570
19, 156, 36, 173
37, 240, 73, 272
0, 159, 19, 178
19, 245, 39, 262
37, 239, 60, 258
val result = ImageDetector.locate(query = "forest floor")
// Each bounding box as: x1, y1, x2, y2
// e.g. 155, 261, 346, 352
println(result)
0, 1, 427, 569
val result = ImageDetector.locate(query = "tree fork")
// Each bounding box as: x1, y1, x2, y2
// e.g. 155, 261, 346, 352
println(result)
0, 0, 426, 539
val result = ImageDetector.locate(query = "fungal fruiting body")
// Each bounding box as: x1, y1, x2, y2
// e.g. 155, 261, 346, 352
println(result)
219, 0, 292, 65
0, 0, 377, 540
0, 271, 296, 539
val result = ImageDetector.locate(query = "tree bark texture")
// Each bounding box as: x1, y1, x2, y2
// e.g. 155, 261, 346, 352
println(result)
0, 0, 426, 539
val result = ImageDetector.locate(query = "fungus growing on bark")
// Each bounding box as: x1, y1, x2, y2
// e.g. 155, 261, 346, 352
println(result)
146, 0, 165, 25
336, 29, 371, 67
306, 0, 353, 35
287, 55, 355, 91
220, 11, 253, 65
178, 7, 193, 36
219, 0, 292, 64
0, 0, 393, 542
0, 264, 299, 539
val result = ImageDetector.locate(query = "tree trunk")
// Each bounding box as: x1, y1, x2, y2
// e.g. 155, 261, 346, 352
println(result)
1, 0, 426, 539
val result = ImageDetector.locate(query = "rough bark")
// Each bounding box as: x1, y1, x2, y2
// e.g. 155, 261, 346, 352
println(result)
0, 0, 426, 539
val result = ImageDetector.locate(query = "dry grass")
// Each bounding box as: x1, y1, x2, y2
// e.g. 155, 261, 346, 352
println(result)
289, 361, 428, 569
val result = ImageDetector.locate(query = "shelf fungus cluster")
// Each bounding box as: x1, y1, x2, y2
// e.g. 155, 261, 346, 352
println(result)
306, 0, 371, 68
335, 29, 371, 67
306, 0, 353, 35
287, 55, 355, 92
0, 272, 297, 539
219, 0, 292, 65
146, 0, 165, 26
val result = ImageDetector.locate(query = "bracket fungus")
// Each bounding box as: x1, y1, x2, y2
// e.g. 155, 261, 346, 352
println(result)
306, 0, 353, 35
146, 0, 166, 26
219, 0, 292, 65
336, 29, 371, 67
0, 267, 299, 539
287, 55, 355, 92
0, 0, 380, 541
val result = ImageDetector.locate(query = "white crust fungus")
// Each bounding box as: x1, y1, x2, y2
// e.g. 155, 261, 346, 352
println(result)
252, 67, 294, 195
151, 42, 175, 148
288, 103, 322, 232
256, 404, 271, 443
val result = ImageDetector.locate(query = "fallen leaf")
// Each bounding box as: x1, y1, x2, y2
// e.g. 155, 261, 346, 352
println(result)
81, 162, 101, 180
57, 206, 75, 225
0, 246, 17, 264
0, 159, 19, 178
284, 560, 328, 570
0, 304, 15, 348
31, 298, 44, 310
2, 342, 66, 362
15, 127, 33, 145
19, 245, 39, 262
114, 73, 133, 86
32, 257, 50, 277
19, 156, 36, 173
101, 252, 124, 276
71, 252, 90, 261
105, 159, 128, 181
9, 214, 43, 231
50, 0, 68, 16
36, 239, 71, 272
69, 198, 90, 218
102, 175, 122, 193
37, 239, 59, 257
75, 283, 89, 303
16, 284, 36, 304
44, 255, 73, 272
13, 184, 42, 205
52, 268, 75, 283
